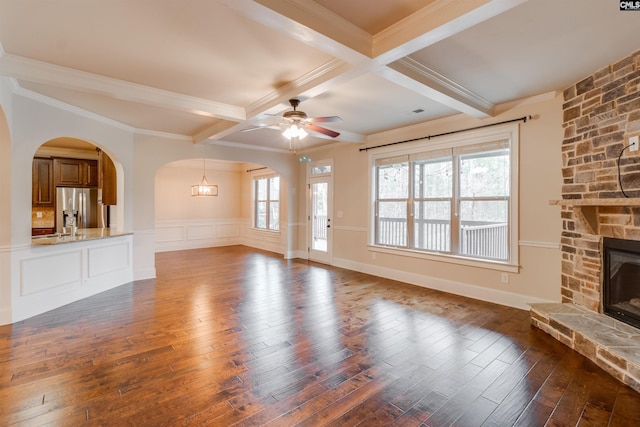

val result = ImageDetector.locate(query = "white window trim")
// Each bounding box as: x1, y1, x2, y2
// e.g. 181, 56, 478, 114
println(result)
251, 170, 281, 233
368, 123, 519, 272
307, 158, 333, 178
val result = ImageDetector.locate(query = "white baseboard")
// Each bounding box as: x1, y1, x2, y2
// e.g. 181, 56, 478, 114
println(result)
332, 257, 555, 310
134, 267, 156, 281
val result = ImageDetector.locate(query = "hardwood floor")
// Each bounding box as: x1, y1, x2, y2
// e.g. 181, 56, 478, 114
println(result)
1, 246, 640, 426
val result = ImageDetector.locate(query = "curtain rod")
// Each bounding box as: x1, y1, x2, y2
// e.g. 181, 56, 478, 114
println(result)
246, 166, 267, 173
359, 115, 532, 152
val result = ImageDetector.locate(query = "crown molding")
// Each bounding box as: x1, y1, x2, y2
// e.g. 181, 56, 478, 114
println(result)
383, 57, 494, 118
14, 85, 136, 132
245, 58, 354, 118
0, 53, 246, 122
210, 139, 291, 154
133, 128, 192, 142
197, 58, 356, 143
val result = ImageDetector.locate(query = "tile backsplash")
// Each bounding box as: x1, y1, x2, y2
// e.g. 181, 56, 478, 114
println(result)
32, 207, 55, 228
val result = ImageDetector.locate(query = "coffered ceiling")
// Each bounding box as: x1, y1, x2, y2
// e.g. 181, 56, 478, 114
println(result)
0, 0, 638, 153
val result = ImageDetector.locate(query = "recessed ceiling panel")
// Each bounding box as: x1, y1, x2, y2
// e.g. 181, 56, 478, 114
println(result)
313, 0, 437, 34
301, 73, 458, 134
20, 81, 217, 136
409, 0, 640, 103
0, 0, 334, 106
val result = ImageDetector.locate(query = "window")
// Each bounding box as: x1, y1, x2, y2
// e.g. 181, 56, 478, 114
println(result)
372, 125, 518, 267
254, 175, 280, 231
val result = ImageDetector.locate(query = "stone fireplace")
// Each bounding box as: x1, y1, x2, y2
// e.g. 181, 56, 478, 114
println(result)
530, 49, 640, 392
603, 237, 640, 328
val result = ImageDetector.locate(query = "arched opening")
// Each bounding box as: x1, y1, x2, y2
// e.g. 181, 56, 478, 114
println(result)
154, 158, 289, 254
31, 137, 120, 236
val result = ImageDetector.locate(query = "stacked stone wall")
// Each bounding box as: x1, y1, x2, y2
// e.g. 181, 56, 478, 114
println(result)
561, 50, 640, 312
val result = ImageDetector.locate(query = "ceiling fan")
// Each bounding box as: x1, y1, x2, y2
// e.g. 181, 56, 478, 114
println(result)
244, 98, 342, 151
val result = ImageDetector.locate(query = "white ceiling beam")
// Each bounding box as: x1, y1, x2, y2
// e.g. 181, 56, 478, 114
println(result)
230, 0, 526, 125
0, 53, 246, 122
372, 0, 529, 63
219, 0, 372, 63
194, 58, 360, 143
383, 57, 494, 118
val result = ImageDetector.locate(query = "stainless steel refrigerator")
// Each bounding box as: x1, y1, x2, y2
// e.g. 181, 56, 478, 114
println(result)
56, 187, 105, 233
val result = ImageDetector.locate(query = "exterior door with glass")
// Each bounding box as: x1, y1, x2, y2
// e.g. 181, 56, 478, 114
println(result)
308, 174, 332, 264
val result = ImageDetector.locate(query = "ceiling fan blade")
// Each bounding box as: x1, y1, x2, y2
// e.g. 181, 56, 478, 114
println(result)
306, 124, 340, 138
241, 124, 283, 133
308, 116, 342, 123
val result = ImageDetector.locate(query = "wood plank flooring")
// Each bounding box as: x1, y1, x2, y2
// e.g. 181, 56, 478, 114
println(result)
1, 245, 640, 426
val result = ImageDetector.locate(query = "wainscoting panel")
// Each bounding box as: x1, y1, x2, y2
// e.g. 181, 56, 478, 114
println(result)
21, 249, 82, 295
186, 224, 215, 240
155, 226, 185, 243
155, 219, 243, 253
217, 223, 240, 239
88, 242, 131, 278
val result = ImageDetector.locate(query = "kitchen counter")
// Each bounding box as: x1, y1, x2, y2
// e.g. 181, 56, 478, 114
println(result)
31, 228, 132, 246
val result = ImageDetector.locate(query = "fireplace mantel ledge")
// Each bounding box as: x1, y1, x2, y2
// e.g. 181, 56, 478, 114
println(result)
549, 198, 640, 234
549, 198, 640, 207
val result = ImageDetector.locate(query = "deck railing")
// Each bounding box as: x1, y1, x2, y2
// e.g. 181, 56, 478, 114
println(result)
377, 218, 508, 260
313, 215, 327, 240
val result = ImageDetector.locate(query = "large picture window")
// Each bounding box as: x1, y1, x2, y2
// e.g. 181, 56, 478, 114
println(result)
372, 125, 518, 267
254, 175, 280, 231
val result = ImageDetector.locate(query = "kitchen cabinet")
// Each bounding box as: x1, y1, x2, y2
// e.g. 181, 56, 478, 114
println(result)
54, 158, 98, 187
32, 157, 54, 206
86, 160, 99, 187
99, 150, 117, 205
32, 227, 55, 236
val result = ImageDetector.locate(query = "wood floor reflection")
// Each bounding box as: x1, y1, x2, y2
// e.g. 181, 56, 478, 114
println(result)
1, 246, 639, 426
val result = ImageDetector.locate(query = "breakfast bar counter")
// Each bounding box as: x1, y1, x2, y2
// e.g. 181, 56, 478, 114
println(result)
31, 228, 133, 246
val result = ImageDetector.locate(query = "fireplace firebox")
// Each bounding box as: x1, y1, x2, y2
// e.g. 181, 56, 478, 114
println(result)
603, 237, 640, 329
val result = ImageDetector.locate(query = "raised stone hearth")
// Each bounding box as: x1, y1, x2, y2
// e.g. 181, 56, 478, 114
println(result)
531, 303, 640, 392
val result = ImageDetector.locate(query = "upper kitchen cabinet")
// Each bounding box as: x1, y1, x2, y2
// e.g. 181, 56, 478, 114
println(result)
99, 150, 117, 206
32, 157, 54, 207
54, 158, 98, 187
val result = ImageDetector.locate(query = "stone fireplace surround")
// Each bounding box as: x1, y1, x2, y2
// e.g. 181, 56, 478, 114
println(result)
530, 49, 640, 393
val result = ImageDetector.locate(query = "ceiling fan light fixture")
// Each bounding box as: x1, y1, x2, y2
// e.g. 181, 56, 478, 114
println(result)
282, 123, 308, 140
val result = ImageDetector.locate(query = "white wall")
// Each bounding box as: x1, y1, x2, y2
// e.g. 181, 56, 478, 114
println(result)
1, 92, 136, 324
0, 79, 13, 323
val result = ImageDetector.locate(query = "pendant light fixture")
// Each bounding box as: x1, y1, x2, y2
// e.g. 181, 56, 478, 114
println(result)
191, 159, 218, 197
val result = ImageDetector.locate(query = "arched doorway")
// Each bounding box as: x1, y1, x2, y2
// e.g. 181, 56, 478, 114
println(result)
31, 137, 118, 236
153, 158, 289, 255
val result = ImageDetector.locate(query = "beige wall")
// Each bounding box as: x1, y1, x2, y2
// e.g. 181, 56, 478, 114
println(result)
298, 93, 563, 307
155, 163, 242, 221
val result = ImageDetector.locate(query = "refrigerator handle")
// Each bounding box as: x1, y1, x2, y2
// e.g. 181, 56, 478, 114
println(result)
78, 192, 84, 228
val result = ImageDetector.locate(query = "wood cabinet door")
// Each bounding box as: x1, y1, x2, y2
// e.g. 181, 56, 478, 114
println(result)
54, 158, 83, 186
85, 160, 99, 187
32, 158, 54, 206
99, 152, 117, 205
